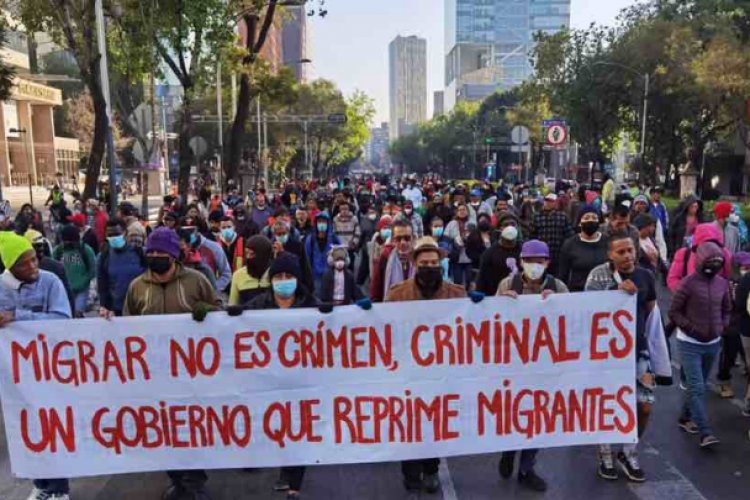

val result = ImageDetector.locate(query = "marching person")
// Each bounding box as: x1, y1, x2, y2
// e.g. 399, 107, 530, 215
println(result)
370, 219, 415, 302
531, 193, 574, 277
320, 246, 364, 305
228, 235, 273, 307
557, 206, 609, 291
0, 232, 72, 500
53, 224, 96, 317
495, 240, 568, 492
475, 213, 522, 295
97, 218, 146, 318
123, 227, 221, 500
385, 237, 467, 496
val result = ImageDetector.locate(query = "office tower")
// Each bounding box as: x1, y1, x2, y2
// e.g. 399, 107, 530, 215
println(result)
389, 35, 427, 140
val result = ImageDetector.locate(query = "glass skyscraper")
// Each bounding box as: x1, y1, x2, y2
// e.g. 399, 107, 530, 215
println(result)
445, 0, 570, 111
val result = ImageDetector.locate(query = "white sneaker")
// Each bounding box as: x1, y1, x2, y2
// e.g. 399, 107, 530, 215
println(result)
27, 488, 70, 500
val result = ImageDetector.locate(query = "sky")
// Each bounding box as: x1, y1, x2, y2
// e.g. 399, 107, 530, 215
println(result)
308, 0, 640, 125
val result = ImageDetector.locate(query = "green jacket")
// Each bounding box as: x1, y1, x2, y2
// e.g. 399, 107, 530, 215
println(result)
53, 243, 96, 293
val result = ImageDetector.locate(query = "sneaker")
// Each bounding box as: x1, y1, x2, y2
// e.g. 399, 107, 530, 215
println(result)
422, 472, 440, 494
700, 434, 720, 448
617, 451, 645, 483
678, 419, 699, 434
518, 470, 548, 492
718, 383, 735, 399
286, 493, 300, 500
597, 449, 618, 481
27, 489, 70, 500
498, 452, 515, 479
679, 380, 687, 391
162, 484, 211, 500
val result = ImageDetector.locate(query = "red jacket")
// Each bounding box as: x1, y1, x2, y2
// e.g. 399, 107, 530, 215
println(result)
92, 210, 108, 247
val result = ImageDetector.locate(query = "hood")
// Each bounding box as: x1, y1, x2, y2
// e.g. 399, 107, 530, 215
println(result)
693, 222, 723, 248
675, 195, 703, 219
733, 203, 743, 216
695, 241, 724, 269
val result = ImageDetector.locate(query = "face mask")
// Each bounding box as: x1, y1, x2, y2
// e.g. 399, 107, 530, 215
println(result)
381, 228, 392, 239
501, 226, 518, 241
701, 260, 724, 276
432, 227, 444, 238
146, 255, 173, 275
730, 214, 740, 224
317, 223, 328, 233
404, 208, 413, 216
108, 235, 126, 249
741, 269, 750, 276
277, 234, 289, 244
416, 266, 443, 295
478, 221, 491, 232
334, 260, 346, 271
368, 213, 378, 221
221, 228, 236, 241
273, 278, 297, 298
522, 262, 546, 281
581, 221, 599, 236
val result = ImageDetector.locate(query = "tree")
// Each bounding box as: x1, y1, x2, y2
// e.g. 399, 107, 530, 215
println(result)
0, 20, 16, 101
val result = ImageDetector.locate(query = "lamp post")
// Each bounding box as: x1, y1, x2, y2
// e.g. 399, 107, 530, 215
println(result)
95, 0, 119, 216
592, 61, 650, 160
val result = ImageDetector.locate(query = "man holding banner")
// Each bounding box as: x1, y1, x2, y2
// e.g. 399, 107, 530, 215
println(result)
0, 232, 72, 500
123, 227, 221, 500
385, 237, 467, 496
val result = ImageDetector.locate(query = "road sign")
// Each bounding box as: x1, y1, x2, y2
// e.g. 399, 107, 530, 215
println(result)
511, 125, 529, 145
328, 113, 347, 124
546, 124, 567, 146
510, 145, 530, 153
543, 119, 567, 128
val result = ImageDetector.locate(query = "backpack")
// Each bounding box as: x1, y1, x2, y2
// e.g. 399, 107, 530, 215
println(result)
511, 273, 559, 295
54, 244, 92, 273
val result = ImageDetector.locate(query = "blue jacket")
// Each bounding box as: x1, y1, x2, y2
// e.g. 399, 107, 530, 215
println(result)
304, 214, 341, 283
0, 270, 72, 321
97, 246, 146, 314
649, 202, 669, 233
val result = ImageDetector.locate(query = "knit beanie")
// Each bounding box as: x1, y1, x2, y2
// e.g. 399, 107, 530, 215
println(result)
269, 252, 301, 280
145, 227, 181, 259
61, 224, 80, 243
0, 231, 34, 269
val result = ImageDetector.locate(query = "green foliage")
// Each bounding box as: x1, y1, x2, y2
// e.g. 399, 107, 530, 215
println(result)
0, 20, 15, 102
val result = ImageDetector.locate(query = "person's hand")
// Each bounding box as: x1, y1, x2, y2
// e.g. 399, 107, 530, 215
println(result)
469, 291, 485, 303
455, 236, 464, 247
541, 289, 555, 300
272, 240, 284, 255
98, 307, 114, 320
192, 302, 210, 322
0, 311, 14, 328
618, 279, 638, 295
499, 290, 518, 299
355, 298, 372, 310
226, 305, 244, 317
319, 303, 334, 314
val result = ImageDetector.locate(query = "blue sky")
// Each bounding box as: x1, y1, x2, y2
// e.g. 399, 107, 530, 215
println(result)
308, 0, 639, 124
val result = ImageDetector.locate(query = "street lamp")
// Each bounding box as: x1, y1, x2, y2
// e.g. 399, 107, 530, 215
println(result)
591, 61, 650, 160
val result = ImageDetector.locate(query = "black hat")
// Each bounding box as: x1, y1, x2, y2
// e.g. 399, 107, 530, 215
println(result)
269, 252, 301, 280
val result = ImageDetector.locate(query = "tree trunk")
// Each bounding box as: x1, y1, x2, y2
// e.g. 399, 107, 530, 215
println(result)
177, 94, 193, 201
226, 73, 252, 186
82, 77, 108, 201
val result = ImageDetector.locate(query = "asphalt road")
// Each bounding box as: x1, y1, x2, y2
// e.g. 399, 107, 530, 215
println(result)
0, 286, 749, 500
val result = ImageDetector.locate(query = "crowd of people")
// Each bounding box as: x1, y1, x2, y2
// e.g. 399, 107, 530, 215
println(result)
1, 173, 750, 500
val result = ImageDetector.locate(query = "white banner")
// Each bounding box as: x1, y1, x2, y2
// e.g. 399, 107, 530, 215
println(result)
0, 292, 637, 478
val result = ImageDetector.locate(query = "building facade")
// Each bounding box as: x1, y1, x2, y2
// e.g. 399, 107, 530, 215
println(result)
433, 90, 445, 118
444, 0, 570, 111
282, 5, 309, 82
389, 35, 427, 140
0, 25, 80, 189
367, 122, 390, 168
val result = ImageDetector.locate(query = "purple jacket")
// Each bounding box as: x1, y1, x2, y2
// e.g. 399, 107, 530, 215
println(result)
669, 242, 731, 342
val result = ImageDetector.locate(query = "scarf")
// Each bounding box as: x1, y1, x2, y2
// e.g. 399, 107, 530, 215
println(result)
383, 249, 414, 294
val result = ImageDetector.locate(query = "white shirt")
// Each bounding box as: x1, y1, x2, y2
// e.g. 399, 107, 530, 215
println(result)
333, 270, 346, 303
401, 186, 423, 209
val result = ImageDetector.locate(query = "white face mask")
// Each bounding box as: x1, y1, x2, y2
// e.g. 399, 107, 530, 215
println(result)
334, 260, 345, 271
729, 214, 740, 224
501, 226, 518, 241
522, 262, 546, 281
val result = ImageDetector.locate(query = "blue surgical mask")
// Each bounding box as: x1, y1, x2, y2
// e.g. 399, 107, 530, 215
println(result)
221, 228, 236, 241
317, 222, 328, 233
381, 228, 392, 239
277, 234, 289, 244
107, 235, 126, 249
432, 227, 444, 238
272, 278, 297, 298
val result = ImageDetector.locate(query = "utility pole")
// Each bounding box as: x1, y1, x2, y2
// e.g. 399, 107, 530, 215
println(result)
257, 97, 262, 186
640, 73, 649, 158
217, 61, 224, 190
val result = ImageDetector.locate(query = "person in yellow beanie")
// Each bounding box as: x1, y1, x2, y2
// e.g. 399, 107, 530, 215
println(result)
0, 231, 72, 499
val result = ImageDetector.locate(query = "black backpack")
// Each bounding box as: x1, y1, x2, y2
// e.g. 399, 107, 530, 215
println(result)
511, 273, 559, 295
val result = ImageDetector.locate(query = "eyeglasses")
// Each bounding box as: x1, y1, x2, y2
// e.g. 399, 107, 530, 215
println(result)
394, 235, 413, 242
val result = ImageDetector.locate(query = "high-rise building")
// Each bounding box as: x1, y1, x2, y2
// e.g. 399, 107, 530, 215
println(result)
367, 122, 390, 168
444, 0, 570, 111
282, 5, 309, 82
389, 35, 427, 140
433, 91, 445, 118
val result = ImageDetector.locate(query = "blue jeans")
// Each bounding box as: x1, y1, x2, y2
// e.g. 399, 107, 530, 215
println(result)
33, 478, 69, 494
679, 339, 721, 436
452, 263, 472, 289
74, 290, 88, 316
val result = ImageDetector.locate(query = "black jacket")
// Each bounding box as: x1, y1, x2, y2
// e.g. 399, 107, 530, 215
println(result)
320, 269, 364, 305
732, 273, 750, 337
475, 243, 521, 295
246, 286, 320, 311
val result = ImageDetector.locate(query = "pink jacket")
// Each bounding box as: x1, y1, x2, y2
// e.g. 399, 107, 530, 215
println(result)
667, 223, 732, 291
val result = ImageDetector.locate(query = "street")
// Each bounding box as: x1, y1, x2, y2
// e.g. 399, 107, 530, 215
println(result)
0, 286, 748, 500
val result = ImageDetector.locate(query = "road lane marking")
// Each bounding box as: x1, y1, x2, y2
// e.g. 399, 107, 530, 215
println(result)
628, 445, 708, 500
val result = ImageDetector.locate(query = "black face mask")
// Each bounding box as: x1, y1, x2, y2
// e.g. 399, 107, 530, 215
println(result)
416, 266, 443, 297
478, 221, 491, 232
580, 221, 599, 236
701, 260, 724, 277
146, 255, 173, 275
